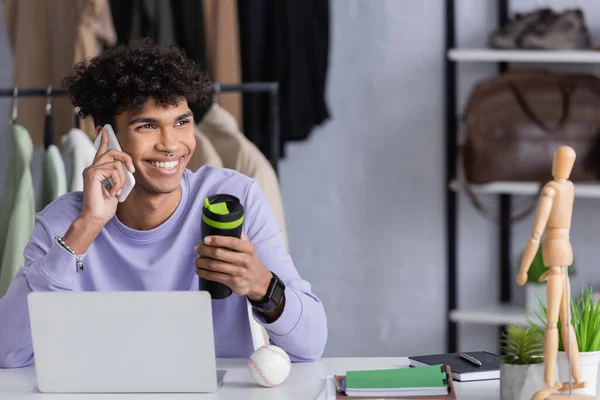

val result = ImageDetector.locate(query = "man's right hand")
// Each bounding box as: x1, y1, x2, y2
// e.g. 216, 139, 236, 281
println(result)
80, 128, 135, 227
60, 129, 136, 255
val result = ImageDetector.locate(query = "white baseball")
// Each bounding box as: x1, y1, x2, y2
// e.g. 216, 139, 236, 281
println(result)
248, 345, 291, 387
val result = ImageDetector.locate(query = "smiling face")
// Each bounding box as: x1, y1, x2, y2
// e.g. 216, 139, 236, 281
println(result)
108, 97, 196, 196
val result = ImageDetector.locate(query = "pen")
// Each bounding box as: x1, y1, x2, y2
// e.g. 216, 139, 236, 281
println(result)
459, 353, 482, 366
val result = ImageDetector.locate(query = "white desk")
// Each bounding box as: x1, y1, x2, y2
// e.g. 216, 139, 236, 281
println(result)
0, 357, 499, 400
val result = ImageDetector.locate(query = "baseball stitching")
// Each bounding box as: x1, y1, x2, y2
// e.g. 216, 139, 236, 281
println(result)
248, 356, 274, 387
263, 345, 289, 363
261, 346, 291, 382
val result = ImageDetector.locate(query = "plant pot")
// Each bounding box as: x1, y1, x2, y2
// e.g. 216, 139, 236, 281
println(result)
557, 350, 600, 396
500, 362, 545, 400
525, 283, 546, 311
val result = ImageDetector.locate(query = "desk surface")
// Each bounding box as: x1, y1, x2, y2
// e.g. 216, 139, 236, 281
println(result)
0, 357, 499, 400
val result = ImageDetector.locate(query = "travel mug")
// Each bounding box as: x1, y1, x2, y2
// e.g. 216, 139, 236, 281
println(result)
200, 194, 245, 299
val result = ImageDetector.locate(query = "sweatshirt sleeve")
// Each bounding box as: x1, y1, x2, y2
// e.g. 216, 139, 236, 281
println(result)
243, 180, 328, 362
0, 214, 82, 368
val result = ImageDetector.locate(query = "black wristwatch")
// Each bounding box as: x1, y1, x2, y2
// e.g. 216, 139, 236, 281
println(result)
248, 272, 286, 311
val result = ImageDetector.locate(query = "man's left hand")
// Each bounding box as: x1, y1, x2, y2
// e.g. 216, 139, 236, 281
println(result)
194, 232, 272, 301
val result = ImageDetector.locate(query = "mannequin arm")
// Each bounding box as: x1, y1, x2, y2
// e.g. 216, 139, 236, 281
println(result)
519, 186, 556, 275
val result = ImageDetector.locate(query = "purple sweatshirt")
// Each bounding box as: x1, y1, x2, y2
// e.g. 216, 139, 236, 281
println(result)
0, 166, 327, 368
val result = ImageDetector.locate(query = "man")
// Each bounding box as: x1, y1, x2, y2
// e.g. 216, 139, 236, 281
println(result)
0, 38, 327, 368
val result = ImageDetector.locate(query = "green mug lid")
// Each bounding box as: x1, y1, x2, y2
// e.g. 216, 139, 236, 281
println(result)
204, 197, 231, 215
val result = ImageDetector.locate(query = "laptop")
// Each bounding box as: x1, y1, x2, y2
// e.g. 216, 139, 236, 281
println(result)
27, 291, 226, 393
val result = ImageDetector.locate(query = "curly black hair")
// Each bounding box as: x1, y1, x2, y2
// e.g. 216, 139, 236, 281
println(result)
62, 38, 211, 126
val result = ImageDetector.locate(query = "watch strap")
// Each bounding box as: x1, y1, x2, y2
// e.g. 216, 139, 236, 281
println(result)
249, 272, 285, 311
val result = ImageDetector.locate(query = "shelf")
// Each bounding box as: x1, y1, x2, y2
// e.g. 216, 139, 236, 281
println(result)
448, 48, 600, 64
449, 305, 532, 326
449, 180, 600, 198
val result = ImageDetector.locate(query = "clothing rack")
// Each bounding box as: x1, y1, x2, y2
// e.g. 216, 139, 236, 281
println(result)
0, 83, 280, 174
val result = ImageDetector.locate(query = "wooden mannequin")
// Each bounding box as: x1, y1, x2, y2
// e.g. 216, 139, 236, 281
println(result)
517, 146, 594, 400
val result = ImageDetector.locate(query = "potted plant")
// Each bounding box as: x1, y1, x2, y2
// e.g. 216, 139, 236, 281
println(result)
521, 247, 575, 312
499, 325, 545, 400
527, 286, 600, 397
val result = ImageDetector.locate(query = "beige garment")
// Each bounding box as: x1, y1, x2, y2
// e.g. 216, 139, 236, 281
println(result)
187, 125, 224, 172
202, 0, 242, 127
3, 0, 116, 146
198, 107, 288, 250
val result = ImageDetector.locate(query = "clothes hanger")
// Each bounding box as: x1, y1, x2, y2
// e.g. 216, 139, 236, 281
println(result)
211, 82, 220, 109
11, 86, 18, 124
43, 86, 53, 150
74, 106, 81, 129
210, 0, 220, 112
45, 86, 52, 117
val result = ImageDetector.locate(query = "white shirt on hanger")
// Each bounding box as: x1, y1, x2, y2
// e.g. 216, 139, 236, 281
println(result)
61, 128, 96, 192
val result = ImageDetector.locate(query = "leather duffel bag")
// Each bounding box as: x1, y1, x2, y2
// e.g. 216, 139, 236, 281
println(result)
461, 69, 600, 183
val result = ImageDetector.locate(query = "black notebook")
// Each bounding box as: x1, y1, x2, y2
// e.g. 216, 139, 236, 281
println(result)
408, 351, 499, 382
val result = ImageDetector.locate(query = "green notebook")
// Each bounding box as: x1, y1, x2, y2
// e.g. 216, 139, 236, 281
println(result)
345, 364, 449, 397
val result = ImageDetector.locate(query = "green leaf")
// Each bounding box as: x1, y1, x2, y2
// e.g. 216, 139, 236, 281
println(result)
528, 285, 600, 353
499, 325, 544, 365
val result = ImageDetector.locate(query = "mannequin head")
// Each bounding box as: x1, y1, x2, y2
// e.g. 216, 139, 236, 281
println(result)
552, 145, 576, 180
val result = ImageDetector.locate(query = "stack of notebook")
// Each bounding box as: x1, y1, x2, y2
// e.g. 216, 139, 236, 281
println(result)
334, 364, 456, 399
408, 351, 499, 382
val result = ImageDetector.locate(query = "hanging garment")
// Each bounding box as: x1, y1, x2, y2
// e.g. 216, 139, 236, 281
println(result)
38, 145, 68, 212
109, 0, 209, 122
3, 0, 117, 146
236, 1, 274, 157
237, 0, 331, 158
61, 128, 97, 192
0, 123, 35, 298
202, 0, 243, 127
43, 113, 53, 150
198, 106, 289, 250
187, 125, 224, 172
109, 0, 207, 71
170, 1, 208, 72
110, 0, 177, 47
108, 0, 134, 43
130, 0, 176, 45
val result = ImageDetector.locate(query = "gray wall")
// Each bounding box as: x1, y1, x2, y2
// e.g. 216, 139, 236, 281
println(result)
280, 0, 446, 357
0, 0, 599, 357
